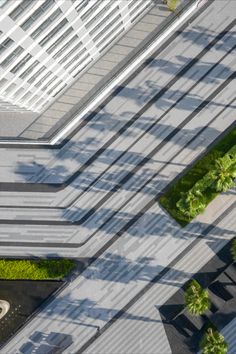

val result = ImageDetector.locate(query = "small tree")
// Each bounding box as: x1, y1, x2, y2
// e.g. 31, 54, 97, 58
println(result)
184, 280, 210, 316
177, 191, 205, 218
200, 327, 228, 354
212, 156, 236, 192
231, 238, 236, 262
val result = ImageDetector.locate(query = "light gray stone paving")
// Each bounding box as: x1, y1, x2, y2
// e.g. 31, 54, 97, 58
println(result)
0, 1, 235, 353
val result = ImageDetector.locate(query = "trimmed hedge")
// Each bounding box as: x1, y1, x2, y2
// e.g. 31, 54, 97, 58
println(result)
0, 259, 76, 280
159, 126, 236, 226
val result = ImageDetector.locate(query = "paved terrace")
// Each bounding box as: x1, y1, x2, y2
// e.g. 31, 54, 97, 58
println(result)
0, 0, 236, 353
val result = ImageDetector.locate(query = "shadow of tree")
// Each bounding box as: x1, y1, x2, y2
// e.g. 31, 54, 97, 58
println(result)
178, 25, 236, 52
19, 331, 73, 354
14, 122, 223, 188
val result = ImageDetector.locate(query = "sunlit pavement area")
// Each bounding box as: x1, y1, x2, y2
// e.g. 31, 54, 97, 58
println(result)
0, 0, 236, 353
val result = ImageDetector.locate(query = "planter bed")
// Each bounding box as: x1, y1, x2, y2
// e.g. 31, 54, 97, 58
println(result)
159, 125, 236, 226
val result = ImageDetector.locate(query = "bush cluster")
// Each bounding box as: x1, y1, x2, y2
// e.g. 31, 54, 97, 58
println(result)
200, 327, 228, 354
176, 144, 236, 218
0, 259, 76, 280
184, 280, 228, 354
184, 279, 210, 316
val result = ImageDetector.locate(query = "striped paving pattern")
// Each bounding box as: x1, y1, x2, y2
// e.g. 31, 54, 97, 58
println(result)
0, 1, 236, 353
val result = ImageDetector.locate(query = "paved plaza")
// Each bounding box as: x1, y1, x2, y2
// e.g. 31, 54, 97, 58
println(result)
0, 0, 235, 353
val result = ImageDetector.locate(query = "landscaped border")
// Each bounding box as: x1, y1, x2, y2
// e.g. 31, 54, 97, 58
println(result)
159, 126, 236, 226
0, 259, 76, 280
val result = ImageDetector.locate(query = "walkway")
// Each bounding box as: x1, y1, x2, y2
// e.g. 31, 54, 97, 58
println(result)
0, 0, 236, 353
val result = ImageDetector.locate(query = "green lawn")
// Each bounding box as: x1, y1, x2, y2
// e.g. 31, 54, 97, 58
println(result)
159, 125, 236, 226
0, 259, 76, 280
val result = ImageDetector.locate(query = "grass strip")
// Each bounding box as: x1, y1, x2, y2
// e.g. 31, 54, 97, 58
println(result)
0, 259, 76, 280
159, 126, 236, 226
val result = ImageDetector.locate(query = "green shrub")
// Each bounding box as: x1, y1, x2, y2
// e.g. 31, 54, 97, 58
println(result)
176, 190, 206, 218
0, 259, 76, 280
184, 280, 210, 316
200, 328, 228, 354
211, 151, 236, 192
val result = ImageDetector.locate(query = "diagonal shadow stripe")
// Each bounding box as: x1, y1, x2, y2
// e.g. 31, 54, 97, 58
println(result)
0, 110, 235, 249
0, 18, 235, 194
